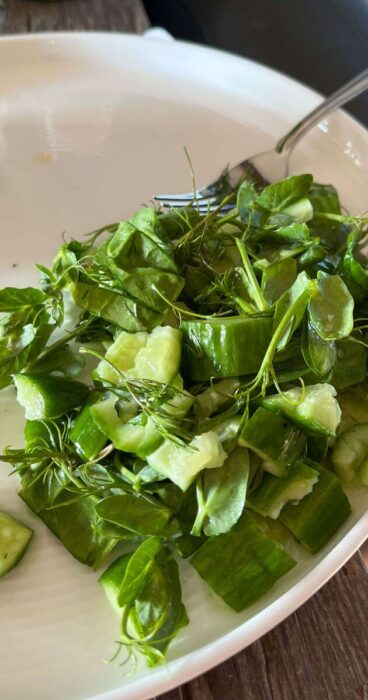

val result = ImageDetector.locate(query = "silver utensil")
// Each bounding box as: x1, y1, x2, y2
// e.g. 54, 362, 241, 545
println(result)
154, 67, 368, 212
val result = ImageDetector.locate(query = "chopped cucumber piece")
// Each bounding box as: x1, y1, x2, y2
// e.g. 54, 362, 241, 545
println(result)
194, 378, 240, 419
332, 423, 368, 486
239, 407, 305, 477
13, 373, 89, 420
213, 416, 242, 445
182, 316, 273, 381
129, 326, 182, 384
147, 432, 227, 491
0, 511, 33, 578
190, 510, 296, 612
96, 326, 182, 386
96, 331, 148, 385
90, 398, 162, 458
262, 383, 341, 437
99, 553, 131, 614
70, 395, 107, 460
247, 460, 319, 519
280, 464, 351, 553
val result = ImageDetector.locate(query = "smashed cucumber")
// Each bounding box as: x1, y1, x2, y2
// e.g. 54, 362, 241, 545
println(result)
181, 316, 273, 381
262, 383, 341, 437
90, 397, 162, 458
13, 373, 89, 420
247, 460, 319, 519
96, 326, 182, 386
147, 432, 227, 491
238, 407, 306, 477
279, 463, 351, 553
0, 511, 33, 578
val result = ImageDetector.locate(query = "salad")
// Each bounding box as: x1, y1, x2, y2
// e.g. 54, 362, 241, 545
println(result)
0, 172, 368, 668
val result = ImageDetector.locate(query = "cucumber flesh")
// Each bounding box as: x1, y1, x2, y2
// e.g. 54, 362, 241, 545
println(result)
0, 511, 33, 578
99, 553, 130, 614
129, 326, 182, 384
96, 331, 148, 385
282, 198, 313, 223
332, 422, 368, 486
262, 383, 341, 437
147, 431, 227, 491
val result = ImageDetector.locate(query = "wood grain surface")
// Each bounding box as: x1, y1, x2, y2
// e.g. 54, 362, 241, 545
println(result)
1, 2, 367, 699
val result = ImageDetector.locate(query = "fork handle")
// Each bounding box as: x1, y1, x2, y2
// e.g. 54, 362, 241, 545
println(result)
276, 67, 368, 155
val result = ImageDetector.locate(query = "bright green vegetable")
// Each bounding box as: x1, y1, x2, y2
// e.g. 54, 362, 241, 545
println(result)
280, 464, 351, 553
332, 423, 368, 486
190, 511, 296, 612
70, 395, 107, 460
181, 316, 273, 381
96, 330, 148, 384
308, 272, 354, 341
262, 384, 341, 437
191, 447, 249, 536
247, 460, 318, 519
90, 398, 162, 458
0, 511, 33, 578
147, 432, 227, 491
238, 407, 306, 477
13, 373, 89, 420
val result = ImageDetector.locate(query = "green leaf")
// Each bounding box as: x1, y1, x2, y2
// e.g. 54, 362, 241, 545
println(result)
70, 281, 161, 331
271, 223, 311, 242
132, 546, 188, 660
301, 319, 336, 376
118, 536, 162, 607
342, 228, 368, 292
273, 271, 314, 350
308, 272, 354, 340
257, 174, 313, 212
331, 339, 366, 390
309, 182, 341, 215
96, 494, 175, 537
0, 287, 47, 312
26, 343, 85, 378
192, 447, 249, 536
261, 258, 297, 306
237, 181, 258, 220
19, 468, 115, 569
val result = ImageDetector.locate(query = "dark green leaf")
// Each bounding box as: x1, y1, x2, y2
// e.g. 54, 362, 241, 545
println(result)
257, 174, 313, 212
0, 287, 47, 312
96, 494, 175, 537
118, 536, 162, 606
192, 447, 249, 536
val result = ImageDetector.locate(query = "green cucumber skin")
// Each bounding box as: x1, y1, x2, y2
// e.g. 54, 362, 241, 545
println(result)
0, 511, 33, 578
239, 407, 306, 477
190, 510, 296, 612
280, 464, 351, 553
181, 316, 273, 381
247, 460, 319, 519
13, 373, 89, 420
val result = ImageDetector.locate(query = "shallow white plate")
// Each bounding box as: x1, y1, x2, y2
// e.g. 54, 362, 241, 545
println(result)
0, 32, 367, 700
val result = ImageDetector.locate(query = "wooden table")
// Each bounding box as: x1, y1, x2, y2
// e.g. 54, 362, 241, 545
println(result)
1, 2, 367, 699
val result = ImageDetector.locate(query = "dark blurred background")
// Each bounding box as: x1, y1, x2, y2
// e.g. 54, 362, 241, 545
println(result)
143, 0, 368, 125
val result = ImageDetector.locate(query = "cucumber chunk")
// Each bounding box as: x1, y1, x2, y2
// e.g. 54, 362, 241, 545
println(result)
262, 383, 341, 437
90, 398, 162, 458
190, 510, 296, 612
96, 331, 148, 385
332, 423, 368, 486
0, 511, 33, 578
238, 407, 306, 477
247, 460, 319, 519
130, 326, 182, 384
147, 432, 227, 491
13, 373, 89, 420
182, 316, 273, 381
279, 464, 351, 553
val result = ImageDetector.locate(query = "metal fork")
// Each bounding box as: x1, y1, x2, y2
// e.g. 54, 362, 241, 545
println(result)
154, 67, 368, 213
